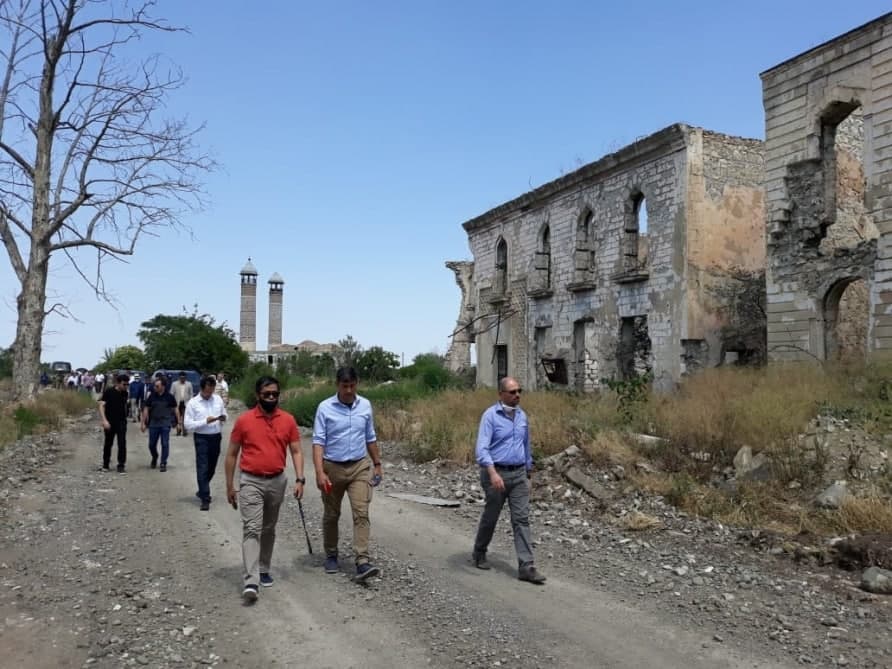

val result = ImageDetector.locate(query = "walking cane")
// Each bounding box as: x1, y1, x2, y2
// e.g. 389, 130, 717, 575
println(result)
297, 498, 314, 554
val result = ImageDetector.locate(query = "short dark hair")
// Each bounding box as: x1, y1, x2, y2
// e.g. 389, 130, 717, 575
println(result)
336, 366, 358, 383
154, 377, 168, 388
115, 373, 129, 384
255, 375, 279, 394
200, 375, 217, 390
178, 371, 186, 377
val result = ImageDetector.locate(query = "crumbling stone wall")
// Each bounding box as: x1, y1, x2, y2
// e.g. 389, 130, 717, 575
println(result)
761, 15, 891, 361
444, 261, 474, 372
458, 124, 765, 392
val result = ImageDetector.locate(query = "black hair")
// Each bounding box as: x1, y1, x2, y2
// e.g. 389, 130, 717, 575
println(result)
115, 373, 129, 384
154, 377, 168, 388
336, 366, 358, 383
200, 375, 217, 390
255, 375, 279, 394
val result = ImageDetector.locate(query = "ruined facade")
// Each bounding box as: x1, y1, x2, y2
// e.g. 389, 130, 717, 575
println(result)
449, 124, 765, 391
763, 14, 892, 361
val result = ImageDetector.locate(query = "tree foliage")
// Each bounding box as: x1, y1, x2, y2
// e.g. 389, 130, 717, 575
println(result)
0, 345, 12, 378
0, 1, 212, 400
354, 345, 399, 382
337, 334, 361, 366
96, 344, 146, 372
276, 350, 336, 379
138, 313, 248, 378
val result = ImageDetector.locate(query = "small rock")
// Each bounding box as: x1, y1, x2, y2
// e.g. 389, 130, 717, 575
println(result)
815, 481, 849, 509
860, 566, 892, 594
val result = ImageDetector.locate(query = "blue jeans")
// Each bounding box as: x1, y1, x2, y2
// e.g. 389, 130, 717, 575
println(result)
148, 426, 171, 465
194, 433, 222, 502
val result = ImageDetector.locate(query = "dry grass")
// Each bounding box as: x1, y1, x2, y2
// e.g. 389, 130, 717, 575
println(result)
617, 511, 661, 531
0, 389, 95, 448
823, 495, 892, 535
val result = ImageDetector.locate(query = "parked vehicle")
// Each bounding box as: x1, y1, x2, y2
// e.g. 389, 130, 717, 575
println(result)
50, 361, 72, 389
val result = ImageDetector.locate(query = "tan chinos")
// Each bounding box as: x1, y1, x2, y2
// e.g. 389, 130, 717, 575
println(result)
239, 471, 287, 588
322, 458, 373, 564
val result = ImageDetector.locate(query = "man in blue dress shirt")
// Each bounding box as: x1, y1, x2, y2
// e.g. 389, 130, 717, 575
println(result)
472, 376, 546, 584
313, 367, 383, 581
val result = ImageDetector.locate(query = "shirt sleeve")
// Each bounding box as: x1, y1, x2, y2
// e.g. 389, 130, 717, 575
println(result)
365, 405, 377, 444
475, 409, 494, 467
230, 415, 244, 444
183, 399, 202, 431
524, 415, 532, 470
288, 415, 300, 443
312, 404, 326, 446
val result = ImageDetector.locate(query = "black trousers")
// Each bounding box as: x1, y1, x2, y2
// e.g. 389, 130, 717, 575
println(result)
102, 420, 127, 467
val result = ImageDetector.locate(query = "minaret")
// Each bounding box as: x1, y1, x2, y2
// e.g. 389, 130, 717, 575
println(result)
239, 258, 258, 352
268, 272, 284, 350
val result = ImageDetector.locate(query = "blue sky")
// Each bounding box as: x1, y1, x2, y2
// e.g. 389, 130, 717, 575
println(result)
1, 1, 890, 369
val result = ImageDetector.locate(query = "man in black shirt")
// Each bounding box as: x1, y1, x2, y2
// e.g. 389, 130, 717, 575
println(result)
98, 374, 130, 472
141, 377, 179, 472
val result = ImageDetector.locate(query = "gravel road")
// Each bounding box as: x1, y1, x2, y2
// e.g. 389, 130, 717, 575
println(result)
0, 414, 886, 668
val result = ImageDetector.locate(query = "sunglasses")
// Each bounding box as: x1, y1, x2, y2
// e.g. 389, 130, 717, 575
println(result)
503, 388, 522, 395
259, 391, 280, 399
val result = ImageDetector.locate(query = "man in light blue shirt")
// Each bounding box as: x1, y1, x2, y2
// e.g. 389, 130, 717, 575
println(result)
312, 367, 383, 581
472, 376, 545, 584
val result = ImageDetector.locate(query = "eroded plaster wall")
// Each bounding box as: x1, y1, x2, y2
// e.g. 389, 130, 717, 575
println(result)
761, 15, 892, 361
685, 130, 766, 368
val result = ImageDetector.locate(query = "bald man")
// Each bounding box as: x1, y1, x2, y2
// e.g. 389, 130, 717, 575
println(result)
471, 376, 545, 584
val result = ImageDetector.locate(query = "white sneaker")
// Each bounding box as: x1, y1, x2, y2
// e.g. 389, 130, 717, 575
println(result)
242, 585, 258, 602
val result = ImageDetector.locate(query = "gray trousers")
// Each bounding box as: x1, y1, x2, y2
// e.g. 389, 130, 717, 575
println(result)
239, 472, 286, 587
473, 466, 534, 566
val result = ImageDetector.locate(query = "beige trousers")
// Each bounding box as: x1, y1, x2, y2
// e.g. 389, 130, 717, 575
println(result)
322, 458, 373, 564
239, 471, 287, 587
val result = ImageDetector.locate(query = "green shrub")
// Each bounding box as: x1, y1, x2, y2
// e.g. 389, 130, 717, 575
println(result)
13, 406, 40, 438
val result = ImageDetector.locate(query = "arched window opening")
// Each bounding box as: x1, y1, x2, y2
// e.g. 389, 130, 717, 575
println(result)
494, 238, 508, 295
824, 277, 868, 361
622, 192, 647, 274
818, 103, 876, 253
533, 225, 551, 290
572, 210, 596, 286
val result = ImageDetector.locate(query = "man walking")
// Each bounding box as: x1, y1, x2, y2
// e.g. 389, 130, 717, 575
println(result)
98, 374, 130, 473
128, 374, 145, 422
215, 371, 230, 408
184, 376, 227, 510
171, 372, 194, 436
472, 376, 546, 584
141, 376, 179, 472
225, 376, 304, 602
312, 367, 382, 581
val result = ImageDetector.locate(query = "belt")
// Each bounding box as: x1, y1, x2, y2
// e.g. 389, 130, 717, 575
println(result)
242, 470, 284, 479
493, 463, 525, 471
325, 458, 366, 466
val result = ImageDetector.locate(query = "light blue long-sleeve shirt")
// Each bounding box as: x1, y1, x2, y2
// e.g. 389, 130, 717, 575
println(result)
475, 403, 531, 470
312, 393, 377, 461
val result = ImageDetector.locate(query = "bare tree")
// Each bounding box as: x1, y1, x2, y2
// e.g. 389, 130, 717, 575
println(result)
0, 0, 212, 400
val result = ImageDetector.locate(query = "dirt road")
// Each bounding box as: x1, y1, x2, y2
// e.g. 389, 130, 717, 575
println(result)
0, 416, 856, 667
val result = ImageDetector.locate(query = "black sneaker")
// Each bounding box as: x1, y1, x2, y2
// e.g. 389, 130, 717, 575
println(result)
159, 464, 167, 472
116, 464, 126, 474
200, 499, 210, 511
355, 563, 380, 581
323, 556, 339, 574
242, 584, 258, 603
150, 457, 157, 469
260, 572, 274, 588
473, 553, 491, 570
99, 465, 110, 472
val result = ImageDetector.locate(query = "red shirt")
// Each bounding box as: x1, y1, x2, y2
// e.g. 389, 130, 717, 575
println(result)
231, 406, 300, 476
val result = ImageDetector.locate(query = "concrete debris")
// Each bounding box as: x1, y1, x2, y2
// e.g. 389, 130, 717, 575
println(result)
563, 466, 613, 505
814, 481, 849, 509
860, 567, 892, 595
387, 493, 461, 508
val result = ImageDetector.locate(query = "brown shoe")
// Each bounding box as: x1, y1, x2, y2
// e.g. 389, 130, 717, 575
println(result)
518, 565, 546, 584
473, 553, 491, 570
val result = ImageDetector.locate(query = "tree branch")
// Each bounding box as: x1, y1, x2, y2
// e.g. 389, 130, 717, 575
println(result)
0, 208, 26, 283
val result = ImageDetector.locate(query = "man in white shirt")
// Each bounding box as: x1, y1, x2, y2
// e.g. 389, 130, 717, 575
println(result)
171, 372, 194, 436
215, 371, 230, 407
184, 375, 227, 511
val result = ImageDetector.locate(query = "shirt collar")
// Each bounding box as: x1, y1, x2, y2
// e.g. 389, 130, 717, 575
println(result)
332, 393, 360, 409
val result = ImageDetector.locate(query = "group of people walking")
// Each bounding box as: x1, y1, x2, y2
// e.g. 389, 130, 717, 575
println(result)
98, 366, 546, 603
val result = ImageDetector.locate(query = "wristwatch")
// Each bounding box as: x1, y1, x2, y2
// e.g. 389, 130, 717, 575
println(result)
296, 477, 306, 484
373, 461, 382, 467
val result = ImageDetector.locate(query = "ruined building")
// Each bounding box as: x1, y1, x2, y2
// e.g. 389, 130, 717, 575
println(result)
447, 124, 765, 391
763, 13, 892, 361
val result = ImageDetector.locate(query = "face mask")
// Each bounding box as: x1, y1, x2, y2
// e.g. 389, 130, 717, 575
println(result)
500, 402, 515, 415
258, 398, 278, 412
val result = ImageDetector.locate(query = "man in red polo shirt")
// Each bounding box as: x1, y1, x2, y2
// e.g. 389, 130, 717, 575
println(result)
224, 375, 305, 602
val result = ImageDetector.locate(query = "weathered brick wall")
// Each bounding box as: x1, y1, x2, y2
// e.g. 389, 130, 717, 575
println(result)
761, 15, 892, 361
465, 125, 692, 391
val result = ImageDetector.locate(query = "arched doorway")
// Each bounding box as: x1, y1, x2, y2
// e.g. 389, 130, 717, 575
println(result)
824, 277, 869, 361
